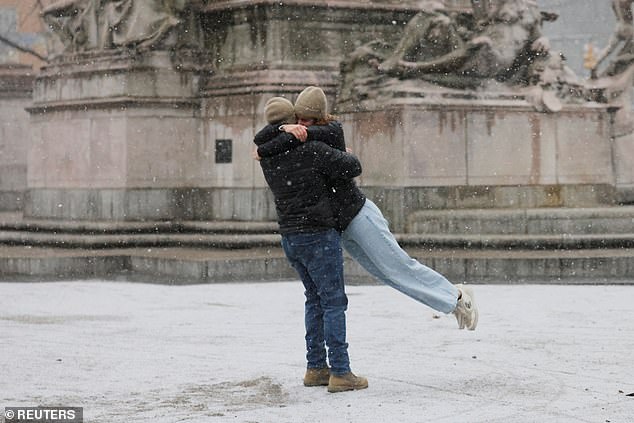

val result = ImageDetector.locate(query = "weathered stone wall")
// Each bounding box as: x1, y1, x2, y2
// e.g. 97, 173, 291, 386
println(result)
24, 50, 207, 220
0, 64, 33, 211
340, 100, 618, 230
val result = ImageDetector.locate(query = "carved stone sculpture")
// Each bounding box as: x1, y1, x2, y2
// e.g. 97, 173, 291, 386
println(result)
376, 1, 482, 87
591, 0, 634, 78
41, 0, 99, 53
587, 0, 634, 135
338, 0, 583, 112
100, 0, 181, 50
41, 0, 201, 55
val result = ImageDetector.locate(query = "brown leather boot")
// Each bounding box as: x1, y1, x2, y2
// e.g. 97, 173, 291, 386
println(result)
327, 372, 369, 393
303, 367, 330, 387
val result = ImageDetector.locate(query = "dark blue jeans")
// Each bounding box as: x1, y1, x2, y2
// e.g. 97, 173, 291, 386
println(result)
281, 229, 350, 376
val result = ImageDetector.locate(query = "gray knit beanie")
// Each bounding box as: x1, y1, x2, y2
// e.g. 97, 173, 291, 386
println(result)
294, 86, 327, 120
264, 97, 295, 124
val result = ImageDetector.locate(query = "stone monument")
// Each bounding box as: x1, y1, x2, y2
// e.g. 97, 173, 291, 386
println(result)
335, 0, 634, 229
24, 0, 420, 222
3, 0, 634, 282
16, 0, 634, 230
27, 0, 208, 220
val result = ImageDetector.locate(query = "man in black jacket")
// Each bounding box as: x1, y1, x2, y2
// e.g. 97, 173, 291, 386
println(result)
256, 97, 369, 393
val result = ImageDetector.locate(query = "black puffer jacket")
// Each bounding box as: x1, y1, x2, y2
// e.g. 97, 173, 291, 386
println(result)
255, 122, 366, 232
258, 133, 362, 235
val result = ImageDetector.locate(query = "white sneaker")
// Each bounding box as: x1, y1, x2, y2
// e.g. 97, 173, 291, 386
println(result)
454, 284, 478, 330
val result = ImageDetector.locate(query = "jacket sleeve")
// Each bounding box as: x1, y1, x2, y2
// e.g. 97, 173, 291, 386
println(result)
306, 121, 346, 151
257, 133, 301, 158
313, 142, 362, 180
253, 124, 281, 146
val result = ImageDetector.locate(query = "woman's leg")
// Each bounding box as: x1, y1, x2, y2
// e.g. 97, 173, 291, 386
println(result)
342, 200, 459, 314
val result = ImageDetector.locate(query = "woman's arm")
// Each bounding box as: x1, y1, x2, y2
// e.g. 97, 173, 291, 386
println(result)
313, 142, 362, 180
306, 121, 346, 151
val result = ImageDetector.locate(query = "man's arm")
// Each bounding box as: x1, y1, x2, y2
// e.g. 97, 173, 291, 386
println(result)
253, 124, 282, 146
313, 142, 362, 180
257, 132, 301, 158
254, 123, 303, 158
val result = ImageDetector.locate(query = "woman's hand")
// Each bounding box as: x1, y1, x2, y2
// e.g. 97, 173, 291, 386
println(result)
280, 124, 308, 142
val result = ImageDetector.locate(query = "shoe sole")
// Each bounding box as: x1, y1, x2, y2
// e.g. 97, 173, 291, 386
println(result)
304, 381, 330, 387
327, 383, 369, 393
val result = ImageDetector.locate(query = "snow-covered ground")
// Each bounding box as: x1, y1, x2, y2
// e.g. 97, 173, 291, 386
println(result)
1, 281, 633, 422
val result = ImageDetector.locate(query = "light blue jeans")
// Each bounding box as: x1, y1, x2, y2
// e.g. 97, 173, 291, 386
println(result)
342, 200, 459, 314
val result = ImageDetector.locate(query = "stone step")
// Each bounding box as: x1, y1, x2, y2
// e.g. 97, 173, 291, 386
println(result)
0, 214, 278, 235
0, 213, 277, 235
1, 230, 633, 250
1, 245, 633, 284
1, 209, 633, 283
397, 233, 634, 250
0, 214, 279, 249
406, 206, 634, 235
0, 230, 281, 249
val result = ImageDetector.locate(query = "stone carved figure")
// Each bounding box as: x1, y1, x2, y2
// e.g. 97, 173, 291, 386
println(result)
42, 0, 200, 54
377, 1, 478, 78
462, 0, 551, 81
338, 0, 582, 112
100, 0, 182, 50
41, 0, 99, 53
591, 0, 634, 78
380, 0, 556, 84
586, 0, 634, 135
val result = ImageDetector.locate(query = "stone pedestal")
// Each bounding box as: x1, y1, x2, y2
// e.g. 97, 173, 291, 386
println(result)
0, 64, 33, 211
195, 1, 420, 221
18, 1, 628, 224
25, 51, 203, 220
340, 96, 618, 231
20, 1, 421, 221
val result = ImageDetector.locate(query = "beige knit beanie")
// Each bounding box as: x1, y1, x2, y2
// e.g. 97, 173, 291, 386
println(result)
294, 86, 327, 120
264, 97, 295, 124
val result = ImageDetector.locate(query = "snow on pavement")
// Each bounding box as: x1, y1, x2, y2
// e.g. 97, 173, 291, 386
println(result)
1, 281, 633, 422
